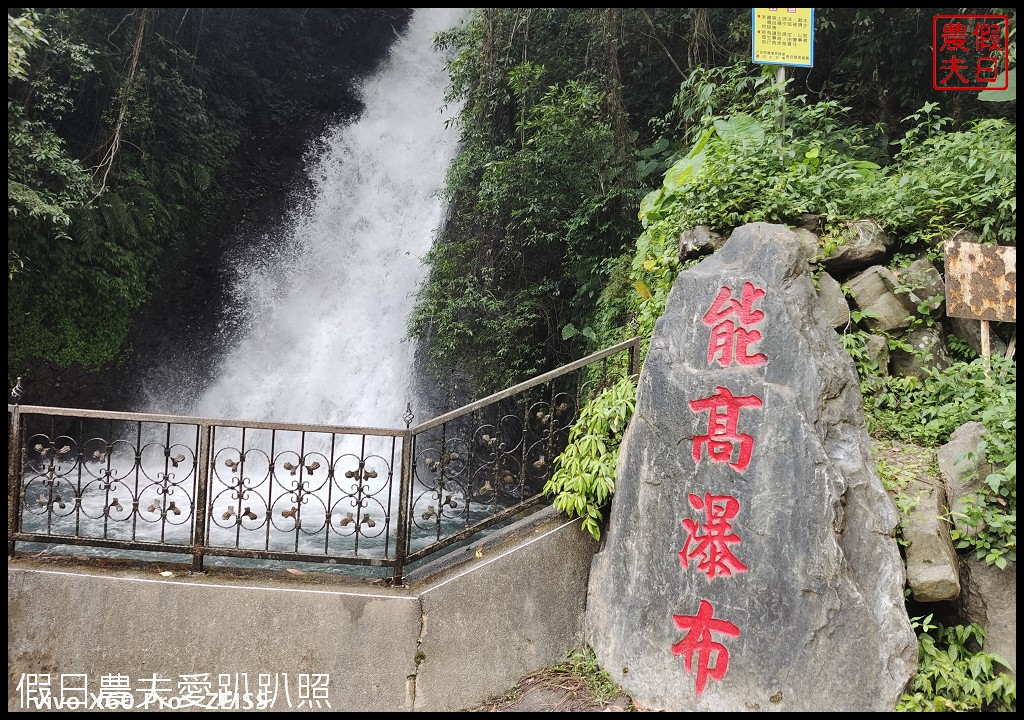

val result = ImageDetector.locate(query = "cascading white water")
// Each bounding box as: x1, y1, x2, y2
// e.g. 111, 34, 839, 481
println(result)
17, 10, 470, 559
176, 8, 465, 428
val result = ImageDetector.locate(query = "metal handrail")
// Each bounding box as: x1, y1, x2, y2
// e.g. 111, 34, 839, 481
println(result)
6, 404, 408, 439
8, 338, 640, 584
412, 336, 639, 434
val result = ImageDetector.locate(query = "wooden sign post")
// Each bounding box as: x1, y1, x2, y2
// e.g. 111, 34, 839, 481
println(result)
944, 240, 1016, 361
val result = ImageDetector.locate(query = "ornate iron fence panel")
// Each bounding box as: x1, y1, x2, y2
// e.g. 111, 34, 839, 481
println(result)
401, 337, 638, 565
202, 424, 400, 566
13, 414, 201, 554
8, 338, 638, 583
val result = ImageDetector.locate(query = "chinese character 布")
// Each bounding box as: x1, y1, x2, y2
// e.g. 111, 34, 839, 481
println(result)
671, 599, 741, 697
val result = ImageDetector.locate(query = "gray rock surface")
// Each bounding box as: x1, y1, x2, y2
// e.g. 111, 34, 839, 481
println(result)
958, 558, 1016, 679
902, 478, 960, 602
678, 226, 726, 264
896, 257, 946, 320
586, 223, 916, 712
865, 334, 890, 376
846, 266, 913, 333
792, 228, 820, 271
819, 219, 892, 274
937, 422, 992, 539
815, 272, 850, 329
889, 326, 953, 379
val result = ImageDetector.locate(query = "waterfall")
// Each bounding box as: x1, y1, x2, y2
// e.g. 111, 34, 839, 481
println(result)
159, 8, 465, 429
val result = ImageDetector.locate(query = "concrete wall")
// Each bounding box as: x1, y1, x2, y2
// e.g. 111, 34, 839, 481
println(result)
7, 509, 597, 712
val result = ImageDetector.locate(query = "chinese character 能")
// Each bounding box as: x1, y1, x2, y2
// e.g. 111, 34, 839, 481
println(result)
702, 282, 768, 367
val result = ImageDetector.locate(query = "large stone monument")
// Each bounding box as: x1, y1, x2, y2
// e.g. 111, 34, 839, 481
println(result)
586, 223, 917, 711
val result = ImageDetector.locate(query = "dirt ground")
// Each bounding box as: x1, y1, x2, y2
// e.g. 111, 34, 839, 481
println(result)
461, 663, 661, 712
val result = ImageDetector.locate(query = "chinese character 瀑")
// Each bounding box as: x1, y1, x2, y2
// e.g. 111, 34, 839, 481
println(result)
297, 673, 331, 709
702, 282, 768, 367
938, 55, 970, 85
689, 386, 763, 472
680, 493, 748, 580
17, 673, 53, 710
672, 599, 741, 697
939, 20, 968, 51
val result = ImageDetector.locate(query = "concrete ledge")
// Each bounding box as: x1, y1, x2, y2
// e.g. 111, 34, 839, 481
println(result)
8, 508, 597, 712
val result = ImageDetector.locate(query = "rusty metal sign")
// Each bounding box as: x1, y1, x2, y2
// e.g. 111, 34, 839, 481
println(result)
944, 240, 1016, 322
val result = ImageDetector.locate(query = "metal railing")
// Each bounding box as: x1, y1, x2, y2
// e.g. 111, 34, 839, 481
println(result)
7, 338, 638, 584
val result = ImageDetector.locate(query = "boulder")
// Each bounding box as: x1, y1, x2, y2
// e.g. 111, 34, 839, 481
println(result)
818, 219, 892, 274
815, 272, 850, 329
865, 334, 890, 375
937, 422, 992, 539
958, 558, 1016, 679
792, 228, 821, 271
889, 326, 953, 379
901, 478, 961, 602
845, 266, 913, 333
678, 226, 726, 264
894, 257, 945, 320
586, 223, 916, 712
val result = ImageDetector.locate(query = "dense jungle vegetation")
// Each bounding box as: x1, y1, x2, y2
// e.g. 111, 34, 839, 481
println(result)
408, 7, 1014, 394
8, 7, 411, 379
401, 8, 1015, 711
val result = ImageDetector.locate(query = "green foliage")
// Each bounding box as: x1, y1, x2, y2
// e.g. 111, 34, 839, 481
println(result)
7, 11, 94, 247
7, 12, 42, 81
949, 367, 1017, 570
9, 8, 409, 377
544, 375, 636, 540
552, 647, 626, 704
410, 47, 639, 393
858, 354, 1016, 569
411, 9, 762, 397
864, 356, 1015, 447
852, 103, 1016, 247
607, 66, 1015, 379
620, 66, 887, 365
897, 615, 1016, 712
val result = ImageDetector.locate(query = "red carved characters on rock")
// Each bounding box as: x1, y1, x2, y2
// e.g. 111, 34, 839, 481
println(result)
688, 386, 763, 473
680, 492, 747, 580
671, 279, 772, 697
671, 599, 741, 698
702, 282, 768, 368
